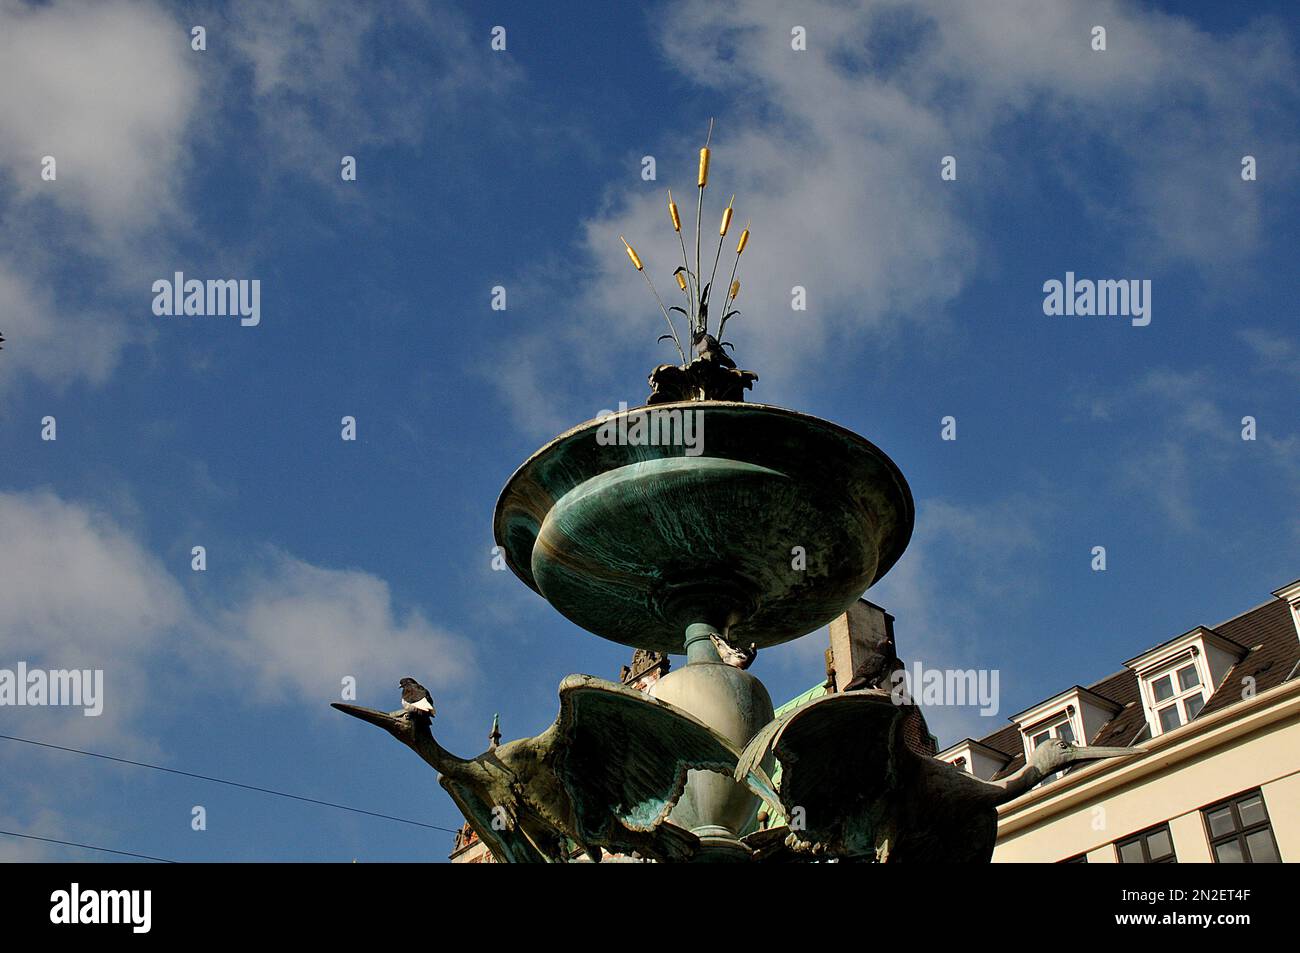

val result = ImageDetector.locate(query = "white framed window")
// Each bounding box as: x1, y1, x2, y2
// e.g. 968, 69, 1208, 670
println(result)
1025, 714, 1076, 785
1029, 714, 1076, 750
1146, 659, 1205, 735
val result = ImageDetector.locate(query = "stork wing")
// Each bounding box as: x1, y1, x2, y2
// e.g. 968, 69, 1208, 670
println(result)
440, 776, 554, 864
736, 689, 907, 857
552, 674, 740, 846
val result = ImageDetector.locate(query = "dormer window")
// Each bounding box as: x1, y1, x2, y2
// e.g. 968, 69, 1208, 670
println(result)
1149, 660, 1204, 733
1029, 715, 1075, 749
934, 739, 1010, 780
1027, 715, 1076, 784
1126, 626, 1246, 739
1009, 686, 1122, 788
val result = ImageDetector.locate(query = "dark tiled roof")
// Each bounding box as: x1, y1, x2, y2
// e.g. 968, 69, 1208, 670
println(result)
970, 594, 1298, 780
1201, 598, 1298, 715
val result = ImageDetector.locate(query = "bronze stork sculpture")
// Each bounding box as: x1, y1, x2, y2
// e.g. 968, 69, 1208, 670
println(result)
334, 674, 740, 863
735, 689, 1144, 862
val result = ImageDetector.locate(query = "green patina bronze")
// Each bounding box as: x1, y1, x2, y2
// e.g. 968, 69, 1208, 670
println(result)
493, 400, 914, 656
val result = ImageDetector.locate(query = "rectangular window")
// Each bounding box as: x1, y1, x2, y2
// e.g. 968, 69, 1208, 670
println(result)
1152, 674, 1174, 702
1117, 824, 1177, 863
1157, 704, 1181, 733
1204, 790, 1281, 863
1146, 660, 1207, 734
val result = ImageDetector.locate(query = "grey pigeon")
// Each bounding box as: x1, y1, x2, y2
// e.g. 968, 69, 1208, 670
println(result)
399, 677, 436, 717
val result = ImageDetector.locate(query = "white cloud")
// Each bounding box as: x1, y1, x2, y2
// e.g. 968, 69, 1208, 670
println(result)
0, 488, 187, 756
0, 489, 474, 726
220, 553, 475, 705
0, 0, 199, 240
0, 0, 510, 394
0, 262, 127, 391
499, 0, 1296, 428
0, 487, 475, 854
0, 489, 186, 660
0, 0, 199, 390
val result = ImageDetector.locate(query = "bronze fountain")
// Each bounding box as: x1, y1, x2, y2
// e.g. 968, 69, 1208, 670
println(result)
334, 126, 1140, 862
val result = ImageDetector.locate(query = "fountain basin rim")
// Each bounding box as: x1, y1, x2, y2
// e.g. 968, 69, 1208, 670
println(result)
492, 400, 915, 599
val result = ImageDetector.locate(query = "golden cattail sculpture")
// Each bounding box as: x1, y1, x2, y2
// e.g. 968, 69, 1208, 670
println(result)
624, 120, 752, 359
718, 220, 750, 340
693, 118, 714, 338
622, 236, 684, 361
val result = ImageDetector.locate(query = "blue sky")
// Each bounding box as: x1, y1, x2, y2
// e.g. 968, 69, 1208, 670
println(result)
0, 0, 1297, 862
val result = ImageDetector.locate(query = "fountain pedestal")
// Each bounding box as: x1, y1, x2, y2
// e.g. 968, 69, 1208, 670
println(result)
493, 401, 914, 861
649, 623, 774, 860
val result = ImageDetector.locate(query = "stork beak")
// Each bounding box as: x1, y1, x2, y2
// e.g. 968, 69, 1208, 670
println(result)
1072, 745, 1145, 762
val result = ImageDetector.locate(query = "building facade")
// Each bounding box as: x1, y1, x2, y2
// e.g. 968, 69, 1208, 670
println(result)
937, 578, 1300, 862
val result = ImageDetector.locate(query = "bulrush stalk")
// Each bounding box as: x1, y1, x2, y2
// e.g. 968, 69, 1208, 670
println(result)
705, 194, 735, 328
693, 118, 713, 339
719, 220, 750, 339
622, 236, 685, 362
670, 190, 695, 324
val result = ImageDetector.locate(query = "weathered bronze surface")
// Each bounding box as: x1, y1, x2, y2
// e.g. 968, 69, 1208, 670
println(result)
646, 337, 758, 403
333, 674, 741, 863
735, 689, 1143, 862
493, 401, 914, 655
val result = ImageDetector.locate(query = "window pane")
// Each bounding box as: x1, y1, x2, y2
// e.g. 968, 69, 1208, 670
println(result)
1206, 806, 1236, 839
1184, 693, 1204, 720
1146, 828, 1173, 860
1152, 675, 1174, 702
1119, 840, 1145, 864
1238, 795, 1267, 827
1032, 731, 1050, 748
1177, 664, 1200, 691
1245, 830, 1279, 864
1158, 705, 1181, 733
1057, 721, 1075, 742
1214, 840, 1244, 863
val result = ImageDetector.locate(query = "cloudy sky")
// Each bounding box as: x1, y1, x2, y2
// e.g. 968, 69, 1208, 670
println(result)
1, 0, 1297, 862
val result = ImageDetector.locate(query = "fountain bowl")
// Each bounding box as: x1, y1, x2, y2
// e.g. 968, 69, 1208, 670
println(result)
493, 401, 913, 655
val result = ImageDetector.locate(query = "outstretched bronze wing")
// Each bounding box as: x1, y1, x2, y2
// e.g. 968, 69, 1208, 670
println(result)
551, 674, 740, 857
440, 775, 555, 864
735, 689, 907, 858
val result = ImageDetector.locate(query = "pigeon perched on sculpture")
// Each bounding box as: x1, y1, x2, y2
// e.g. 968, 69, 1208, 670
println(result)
334, 674, 741, 863
710, 633, 757, 670
399, 676, 436, 718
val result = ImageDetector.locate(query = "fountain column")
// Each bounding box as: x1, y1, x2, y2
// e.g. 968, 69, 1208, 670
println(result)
649, 621, 774, 860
